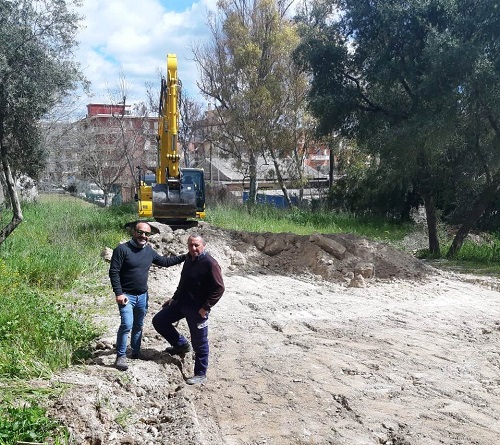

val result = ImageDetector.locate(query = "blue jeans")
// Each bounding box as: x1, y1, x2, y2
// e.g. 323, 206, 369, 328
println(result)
116, 292, 148, 357
152, 300, 209, 376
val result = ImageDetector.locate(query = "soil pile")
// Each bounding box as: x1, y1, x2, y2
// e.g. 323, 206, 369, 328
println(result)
147, 222, 432, 285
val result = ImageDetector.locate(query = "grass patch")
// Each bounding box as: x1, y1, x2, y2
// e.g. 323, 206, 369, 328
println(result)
205, 203, 412, 242
0, 380, 70, 445
0, 284, 100, 379
0, 196, 133, 290
0, 195, 137, 444
0, 403, 69, 444
417, 237, 500, 275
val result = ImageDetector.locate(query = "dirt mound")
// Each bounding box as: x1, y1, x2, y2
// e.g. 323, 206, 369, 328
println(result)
151, 222, 433, 286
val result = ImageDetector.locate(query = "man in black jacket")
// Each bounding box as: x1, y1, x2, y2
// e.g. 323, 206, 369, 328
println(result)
153, 233, 225, 385
109, 221, 186, 371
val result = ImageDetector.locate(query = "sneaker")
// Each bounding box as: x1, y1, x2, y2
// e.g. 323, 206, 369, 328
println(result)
115, 355, 128, 371
164, 343, 191, 355
186, 374, 207, 385
130, 352, 140, 359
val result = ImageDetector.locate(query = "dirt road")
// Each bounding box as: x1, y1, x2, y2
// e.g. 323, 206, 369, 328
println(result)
48, 225, 500, 444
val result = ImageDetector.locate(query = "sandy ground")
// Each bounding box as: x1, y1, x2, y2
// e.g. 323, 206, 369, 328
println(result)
46, 225, 500, 445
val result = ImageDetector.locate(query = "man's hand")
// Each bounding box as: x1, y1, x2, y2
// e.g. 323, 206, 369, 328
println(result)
116, 295, 128, 305
199, 308, 209, 319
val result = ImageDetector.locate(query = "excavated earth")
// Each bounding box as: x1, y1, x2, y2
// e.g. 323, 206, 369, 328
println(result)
42, 222, 500, 444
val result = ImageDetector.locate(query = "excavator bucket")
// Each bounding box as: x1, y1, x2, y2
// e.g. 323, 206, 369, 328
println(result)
152, 202, 198, 220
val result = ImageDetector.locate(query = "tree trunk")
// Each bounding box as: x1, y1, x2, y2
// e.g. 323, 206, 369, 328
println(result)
422, 191, 440, 255
447, 171, 500, 258
268, 148, 294, 208
329, 141, 336, 188
278, 178, 293, 208
0, 158, 23, 246
247, 152, 258, 205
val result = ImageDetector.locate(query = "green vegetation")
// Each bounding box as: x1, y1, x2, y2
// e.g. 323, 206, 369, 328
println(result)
0, 403, 68, 445
0, 380, 71, 445
416, 239, 500, 275
206, 203, 414, 242
0, 196, 134, 289
295, 0, 500, 259
0, 195, 136, 445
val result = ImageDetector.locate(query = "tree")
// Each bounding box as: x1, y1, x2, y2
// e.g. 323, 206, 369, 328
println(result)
193, 0, 307, 206
0, 0, 85, 244
262, 59, 313, 205
295, 0, 500, 256
178, 92, 204, 168
77, 92, 155, 207
442, 2, 500, 257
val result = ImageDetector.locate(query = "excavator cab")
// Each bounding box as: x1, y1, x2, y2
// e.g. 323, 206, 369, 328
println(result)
180, 168, 205, 212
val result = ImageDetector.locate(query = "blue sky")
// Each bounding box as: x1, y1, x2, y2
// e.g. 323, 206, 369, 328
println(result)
74, 0, 218, 114
159, 0, 200, 12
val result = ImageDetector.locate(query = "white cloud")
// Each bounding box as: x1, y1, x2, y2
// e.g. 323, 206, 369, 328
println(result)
74, 0, 217, 113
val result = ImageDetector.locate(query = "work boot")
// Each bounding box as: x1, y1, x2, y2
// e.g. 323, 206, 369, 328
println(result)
164, 343, 191, 355
186, 374, 207, 385
115, 355, 128, 371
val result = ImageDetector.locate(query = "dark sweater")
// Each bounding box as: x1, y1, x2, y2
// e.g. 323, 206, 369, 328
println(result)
173, 252, 225, 310
109, 241, 186, 296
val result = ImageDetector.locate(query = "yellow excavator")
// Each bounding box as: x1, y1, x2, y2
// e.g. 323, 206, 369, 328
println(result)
136, 54, 205, 226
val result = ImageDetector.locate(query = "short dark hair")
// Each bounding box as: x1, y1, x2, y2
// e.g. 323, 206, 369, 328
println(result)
188, 233, 206, 245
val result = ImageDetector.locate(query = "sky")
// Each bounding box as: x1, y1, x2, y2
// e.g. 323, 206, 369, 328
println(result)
74, 0, 218, 114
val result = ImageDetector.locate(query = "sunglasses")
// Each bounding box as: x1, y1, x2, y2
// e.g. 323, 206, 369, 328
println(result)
135, 229, 152, 237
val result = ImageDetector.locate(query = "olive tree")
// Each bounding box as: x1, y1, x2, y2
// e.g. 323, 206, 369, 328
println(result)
0, 0, 85, 244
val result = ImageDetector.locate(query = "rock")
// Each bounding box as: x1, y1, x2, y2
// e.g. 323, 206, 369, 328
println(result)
349, 274, 366, 288
354, 262, 375, 279
231, 251, 246, 266
310, 233, 346, 259
101, 247, 113, 262
253, 234, 266, 251
161, 232, 175, 243
262, 237, 285, 256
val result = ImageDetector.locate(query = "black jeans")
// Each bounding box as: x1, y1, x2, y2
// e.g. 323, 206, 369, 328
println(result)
152, 300, 209, 376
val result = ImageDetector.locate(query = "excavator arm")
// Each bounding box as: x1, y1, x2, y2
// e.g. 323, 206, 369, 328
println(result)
157, 54, 180, 185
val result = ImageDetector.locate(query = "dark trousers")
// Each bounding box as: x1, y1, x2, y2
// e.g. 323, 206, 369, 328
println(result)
152, 300, 209, 376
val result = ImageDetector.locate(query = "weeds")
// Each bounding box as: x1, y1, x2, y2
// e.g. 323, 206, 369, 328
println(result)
0, 196, 136, 444
206, 202, 412, 241
0, 404, 69, 444
0, 380, 70, 445
0, 196, 130, 290
115, 408, 134, 428
417, 238, 500, 275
